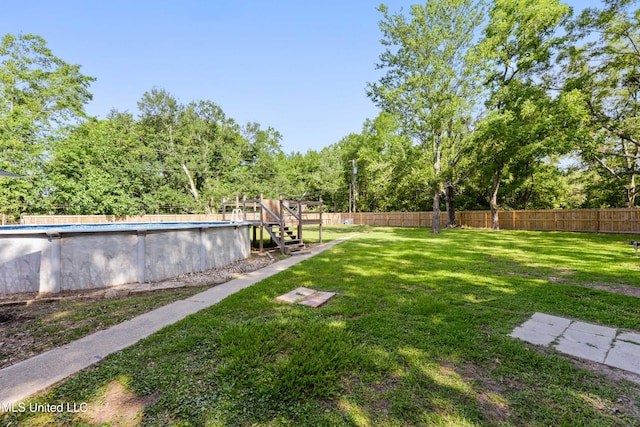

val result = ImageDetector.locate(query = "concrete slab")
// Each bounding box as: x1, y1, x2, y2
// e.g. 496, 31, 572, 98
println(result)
530, 312, 572, 330
555, 338, 608, 363
0, 236, 353, 405
568, 321, 617, 338
511, 312, 640, 377
298, 291, 336, 308
605, 341, 640, 375
555, 328, 613, 363
509, 326, 559, 346
562, 326, 615, 349
507, 313, 571, 345
276, 287, 317, 304
616, 332, 640, 345
276, 288, 336, 307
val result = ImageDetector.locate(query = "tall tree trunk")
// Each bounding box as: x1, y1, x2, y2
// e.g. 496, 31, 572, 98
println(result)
432, 135, 443, 233
432, 185, 441, 233
489, 169, 501, 230
444, 180, 457, 227
624, 141, 637, 207
628, 172, 637, 208
181, 163, 199, 202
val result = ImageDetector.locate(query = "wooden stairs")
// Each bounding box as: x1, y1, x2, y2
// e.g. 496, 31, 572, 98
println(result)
222, 193, 323, 255
264, 222, 306, 254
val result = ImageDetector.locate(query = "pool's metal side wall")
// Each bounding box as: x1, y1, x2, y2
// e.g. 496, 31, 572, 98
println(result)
0, 224, 251, 294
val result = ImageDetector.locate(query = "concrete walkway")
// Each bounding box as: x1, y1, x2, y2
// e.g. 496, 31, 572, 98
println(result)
0, 238, 349, 405
510, 312, 640, 375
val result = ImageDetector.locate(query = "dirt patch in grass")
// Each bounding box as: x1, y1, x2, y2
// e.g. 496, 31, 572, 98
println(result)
82, 380, 160, 427
584, 283, 640, 298
0, 253, 275, 369
505, 266, 640, 298
448, 362, 513, 424
456, 358, 640, 424
546, 277, 640, 298
567, 361, 640, 420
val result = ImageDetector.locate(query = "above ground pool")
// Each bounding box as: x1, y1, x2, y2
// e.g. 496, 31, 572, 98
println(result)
0, 221, 251, 295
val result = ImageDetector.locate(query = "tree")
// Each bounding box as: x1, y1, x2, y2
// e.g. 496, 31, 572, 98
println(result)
564, 0, 640, 207
314, 145, 347, 210
48, 87, 293, 215
176, 99, 246, 211
237, 122, 288, 198
0, 33, 94, 218
48, 112, 155, 215
476, 0, 571, 229
336, 112, 417, 212
368, 0, 485, 233
137, 88, 248, 212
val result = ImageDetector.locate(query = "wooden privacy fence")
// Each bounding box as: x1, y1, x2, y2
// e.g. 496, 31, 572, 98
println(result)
19, 208, 640, 234
322, 209, 640, 234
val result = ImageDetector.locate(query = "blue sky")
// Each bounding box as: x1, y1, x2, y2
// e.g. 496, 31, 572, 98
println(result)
3, 0, 603, 154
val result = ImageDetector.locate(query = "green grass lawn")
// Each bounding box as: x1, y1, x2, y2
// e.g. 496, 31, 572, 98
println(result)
4, 227, 640, 426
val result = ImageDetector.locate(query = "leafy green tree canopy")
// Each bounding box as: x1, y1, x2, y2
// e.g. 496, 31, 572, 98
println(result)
564, 0, 640, 207
0, 33, 94, 218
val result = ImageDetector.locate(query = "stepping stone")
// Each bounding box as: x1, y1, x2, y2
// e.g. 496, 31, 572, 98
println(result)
509, 325, 559, 346
276, 287, 317, 303
275, 287, 335, 307
508, 313, 571, 346
553, 321, 617, 363
616, 332, 640, 345
298, 291, 336, 308
554, 328, 614, 363
567, 321, 617, 338
531, 312, 573, 329
510, 313, 640, 376
605, 340, 640, 375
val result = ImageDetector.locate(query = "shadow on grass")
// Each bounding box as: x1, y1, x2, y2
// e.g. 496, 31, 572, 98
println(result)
5, 227, 640, 426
